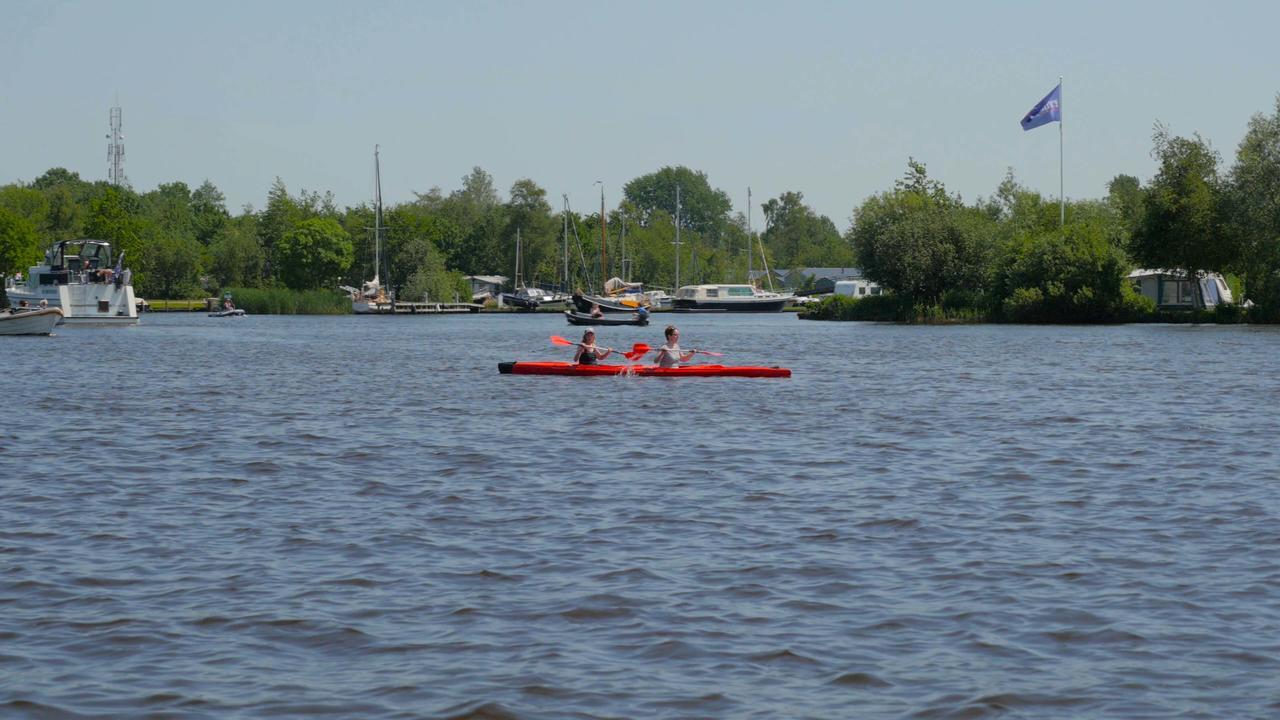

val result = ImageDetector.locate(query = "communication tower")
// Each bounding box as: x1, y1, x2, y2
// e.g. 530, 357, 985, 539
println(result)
107, 104, 127, 186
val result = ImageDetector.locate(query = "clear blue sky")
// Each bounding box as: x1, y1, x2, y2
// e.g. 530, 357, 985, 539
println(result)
4, 0, 1278, 228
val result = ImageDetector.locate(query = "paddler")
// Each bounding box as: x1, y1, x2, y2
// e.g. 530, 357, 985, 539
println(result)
653, 325, 697, 368
574, 329, 613, 365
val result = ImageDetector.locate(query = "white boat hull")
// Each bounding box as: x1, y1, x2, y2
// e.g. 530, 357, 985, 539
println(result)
6, 283, 138, 325
0, 308, 64, 335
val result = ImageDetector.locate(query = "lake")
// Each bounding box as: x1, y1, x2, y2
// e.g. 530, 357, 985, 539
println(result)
2, 313, 1278, 718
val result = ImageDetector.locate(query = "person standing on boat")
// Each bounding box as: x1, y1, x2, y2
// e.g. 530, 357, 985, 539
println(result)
654, 325, 697, 368
574, 329, 613, 365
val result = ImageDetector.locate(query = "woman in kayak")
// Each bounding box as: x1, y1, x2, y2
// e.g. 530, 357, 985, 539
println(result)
654, 325, 697, 368
574, 329, 613, 365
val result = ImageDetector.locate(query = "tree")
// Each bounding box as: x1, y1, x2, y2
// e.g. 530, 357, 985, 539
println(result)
0, 206, 41, 275
849, 159, 988, 305
1106, 174, 1144, 233
623, 166, 732, 237
760, 191, 851, 268
143, 230, 203, 298
31, 168, 83, 191
1223, 95, 1280, 317
1130, 125, 1231, 308
503, 178, 557, 286
432, 167, 505, 274
84, 185, 147, 283
275, 217, 353, 290
191, 180, 230, 245
258, 177, 305, 276
209, 215, 265, 289
994, 221, 1148, 322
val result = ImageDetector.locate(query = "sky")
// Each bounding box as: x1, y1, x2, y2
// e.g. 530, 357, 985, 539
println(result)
3, 0, 1279, 228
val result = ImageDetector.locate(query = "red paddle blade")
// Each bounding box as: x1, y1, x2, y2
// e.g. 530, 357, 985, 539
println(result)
550, 335, 574, 346
622, 343, 652, 361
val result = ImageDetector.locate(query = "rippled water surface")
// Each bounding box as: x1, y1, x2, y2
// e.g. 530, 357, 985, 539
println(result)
3, 313, 1279, 718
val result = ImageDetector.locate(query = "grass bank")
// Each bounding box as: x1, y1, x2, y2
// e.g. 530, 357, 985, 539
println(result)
221, 287, 350, 315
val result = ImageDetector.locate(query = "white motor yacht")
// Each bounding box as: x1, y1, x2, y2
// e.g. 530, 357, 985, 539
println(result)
3, 240, 138, 325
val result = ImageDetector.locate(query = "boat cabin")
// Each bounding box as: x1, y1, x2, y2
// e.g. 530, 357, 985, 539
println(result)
1128, 269, 1233, 310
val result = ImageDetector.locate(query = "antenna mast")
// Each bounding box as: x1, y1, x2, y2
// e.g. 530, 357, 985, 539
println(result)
107, 103, 127, 186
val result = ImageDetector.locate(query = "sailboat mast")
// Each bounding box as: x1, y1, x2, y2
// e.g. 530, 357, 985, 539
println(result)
599, 183, 607, 290
674, 184, 682, 291
562, 195, 570, 293
373, 145, 383, 284
514, 227, 522, 289
747, 187, 753, 286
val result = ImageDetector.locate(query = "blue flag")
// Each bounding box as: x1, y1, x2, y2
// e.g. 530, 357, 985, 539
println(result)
1020, 83, 1062, 131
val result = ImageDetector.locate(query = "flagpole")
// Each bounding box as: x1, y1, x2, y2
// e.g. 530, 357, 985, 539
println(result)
1059, 75, 1065, 228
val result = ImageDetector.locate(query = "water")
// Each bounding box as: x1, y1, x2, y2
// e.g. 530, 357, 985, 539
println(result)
3, 313, 1279, 719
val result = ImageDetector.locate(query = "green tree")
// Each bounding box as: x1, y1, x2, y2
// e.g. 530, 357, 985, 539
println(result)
623, 166, 732, 237
259, 177, 306, 277
209, 215, 265, 289
1106, 174, 1144, 233
143, 230, 204, 298
275, 217, 353, 290
850, 159, 988, 305
0, 206, 41, 275
432, 167, 505, 274
994, 221, 1148, 322
1130, 125, 1232, 308
503, 178, 558, 286
1223, 95, 1280, 317
191, 180, 230, 245
760, 191, 852, 268
84, 185, 147, 283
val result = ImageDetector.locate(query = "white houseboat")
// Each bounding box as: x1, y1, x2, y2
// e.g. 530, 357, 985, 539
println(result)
3, 239, 138, 325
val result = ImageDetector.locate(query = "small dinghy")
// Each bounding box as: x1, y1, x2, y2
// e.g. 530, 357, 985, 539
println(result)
0, 307, 64, 335
564, 310, 648, 327
209, 308, 246, 317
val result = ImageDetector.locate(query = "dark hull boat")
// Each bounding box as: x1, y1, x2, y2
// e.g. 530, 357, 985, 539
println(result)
564, 311, 648, 327
501, 293, 540, 310
571, 293, 648, 314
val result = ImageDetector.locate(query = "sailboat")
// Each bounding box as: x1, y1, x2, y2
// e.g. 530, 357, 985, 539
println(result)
571, 187, 653, 313
340, 146, 391, 313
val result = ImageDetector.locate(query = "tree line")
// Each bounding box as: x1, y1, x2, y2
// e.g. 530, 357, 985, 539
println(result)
2, 94, 1277, 322
0, 163, 849, 305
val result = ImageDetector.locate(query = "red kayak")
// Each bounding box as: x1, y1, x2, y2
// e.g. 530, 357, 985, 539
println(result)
498, 361, 791, 378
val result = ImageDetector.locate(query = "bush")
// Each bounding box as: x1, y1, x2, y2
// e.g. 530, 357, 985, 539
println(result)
800, 294, 983, 323
222, 286, 350, 314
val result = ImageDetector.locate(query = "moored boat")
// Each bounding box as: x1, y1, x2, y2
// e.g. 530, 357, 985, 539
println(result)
672, 284, 793, 312
0, 307, 64, 335
498, 361, 790, 378
564, 310, 648, 326
4, 240, 138, 325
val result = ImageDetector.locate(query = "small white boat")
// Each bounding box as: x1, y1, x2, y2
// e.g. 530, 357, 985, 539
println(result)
209, 308, 246, 317
0, 307, 64, 335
